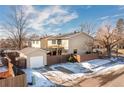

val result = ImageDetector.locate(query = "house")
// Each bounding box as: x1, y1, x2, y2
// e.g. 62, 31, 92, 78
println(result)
19, 47, 47, 68
30, 36, 52, 49
47, 32, 94, 55
30, 37, 41, 48
31, 31, 93, 55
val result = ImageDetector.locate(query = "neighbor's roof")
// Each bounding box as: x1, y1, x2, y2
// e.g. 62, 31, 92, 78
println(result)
31, 36, 53, 41
3, 49, 19, 53
20, 47, 47, 55
47, 31, 93, 40
30, 37, 41, 41
30, 32, 93, 41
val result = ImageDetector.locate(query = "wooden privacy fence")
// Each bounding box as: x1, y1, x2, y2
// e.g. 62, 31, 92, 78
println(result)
0, 73, 27, 87
80, 54, 100, 62
47, 54, 70, 65
47, 53, 102, 65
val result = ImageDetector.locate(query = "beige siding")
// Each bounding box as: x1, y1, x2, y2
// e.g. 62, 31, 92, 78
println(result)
68, 33, 93, 55
31, 41, 41, 48
41, 38, 48, 49
62, 40, 69, 50
48, 40, 52, 47
48, 40, 57, 47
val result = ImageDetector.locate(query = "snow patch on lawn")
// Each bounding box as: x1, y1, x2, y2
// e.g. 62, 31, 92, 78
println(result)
43, 70, 85, 84
50, 62, 90, 73
49, 58, 124, 78
50, 59, 112, 74
80, 59, 111, 69
23, 58, 124, 87
80, 58, 124, 73
96, 64, 124, 75
23, 69, 55, 87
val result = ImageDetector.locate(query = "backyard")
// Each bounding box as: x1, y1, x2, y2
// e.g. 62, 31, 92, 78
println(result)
23, 57, 124, 87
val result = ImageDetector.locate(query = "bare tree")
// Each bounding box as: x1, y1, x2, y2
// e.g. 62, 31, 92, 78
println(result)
29, 34, 40, 39
95, 24, 122, 57
116, 18, 124, 33
0, 38, 12, 49
80, 22, 96, 36
2, 6, 31, 50
116, 18, 124, 50
80, 22, 95, 52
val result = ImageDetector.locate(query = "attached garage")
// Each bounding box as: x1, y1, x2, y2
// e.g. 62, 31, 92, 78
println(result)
19, 47, 47, 68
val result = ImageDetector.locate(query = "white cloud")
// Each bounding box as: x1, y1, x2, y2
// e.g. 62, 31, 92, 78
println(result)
97, 13, 124, 22
112, 13, 124, 18
22, 5, 36, 16
24, 5, 78, 34
0, 6, 78, 37
53, 28, 61, 32
97, 16, 109, 20
62, 13, 78, 23
0, 25, 8, 39
45, 12, 78, 25
118, 5, 124, 10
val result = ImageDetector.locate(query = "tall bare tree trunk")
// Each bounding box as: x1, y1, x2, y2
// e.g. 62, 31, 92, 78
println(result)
106, 46, 111, 58
2, 6, 30, 50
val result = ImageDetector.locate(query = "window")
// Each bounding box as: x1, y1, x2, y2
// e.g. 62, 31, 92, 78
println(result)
36, 41, 39, 44
52, 40, 56, 44
33, 41, 35, 44
57, 39, 62, 45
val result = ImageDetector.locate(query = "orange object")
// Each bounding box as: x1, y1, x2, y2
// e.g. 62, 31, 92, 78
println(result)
73, 55, 81, 62
0, 60, 15, 78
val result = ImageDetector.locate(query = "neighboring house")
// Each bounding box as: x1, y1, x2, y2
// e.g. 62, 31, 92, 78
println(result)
30, 32, 93, 55
118, 40, 124, 49
19, 47, 47, 68
31, 37, 41, 48
30, 36, 52, 49
47, 32, 93, 55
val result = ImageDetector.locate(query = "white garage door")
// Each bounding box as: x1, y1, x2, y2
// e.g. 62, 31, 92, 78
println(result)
30, 56, 44, 68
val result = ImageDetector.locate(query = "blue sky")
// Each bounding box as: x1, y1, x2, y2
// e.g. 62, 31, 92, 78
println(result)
0, 5, 124, 38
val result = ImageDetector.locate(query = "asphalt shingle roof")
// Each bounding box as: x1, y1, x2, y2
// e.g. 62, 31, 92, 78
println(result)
20, 47, 47, 55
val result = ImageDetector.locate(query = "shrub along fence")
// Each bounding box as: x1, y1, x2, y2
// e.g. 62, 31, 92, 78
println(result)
47, 53, 103, 65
